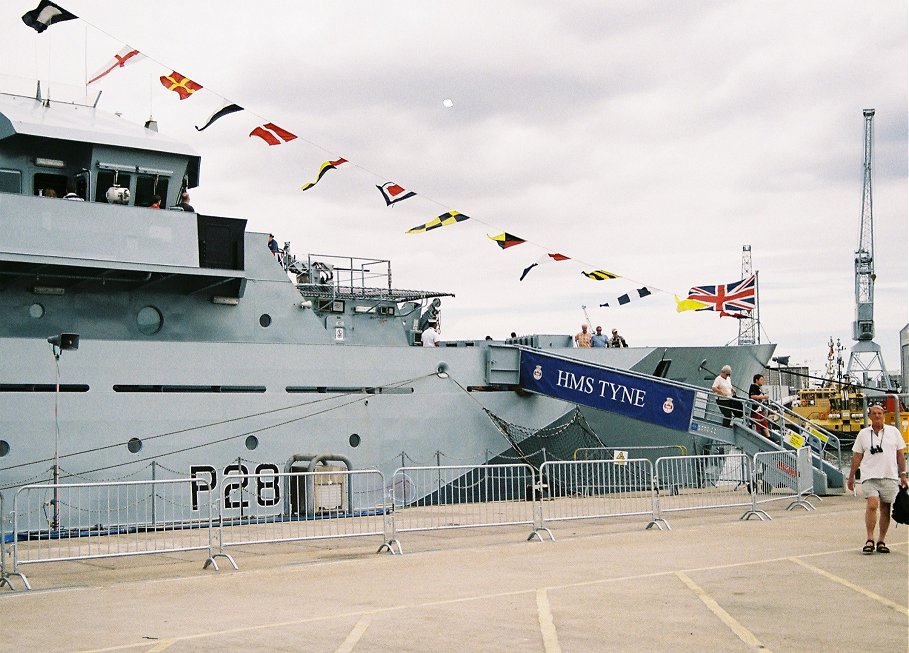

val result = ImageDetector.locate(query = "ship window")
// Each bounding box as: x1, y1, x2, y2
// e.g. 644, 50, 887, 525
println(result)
29, 303, 45, 319
113, 385, 266, 393
127, 438, 143, 454
34, 172, 67, 197
286, 386, 414, 394
245, 436, 259, 450
259, 314, 272, 327
0, 440, 8, 457
135, 174, 169, 208
0, 169, 21, 194
0, 384, 89, 392
349, 433, 361, 447
95, 170, 132, 204
137, 306, 163, 335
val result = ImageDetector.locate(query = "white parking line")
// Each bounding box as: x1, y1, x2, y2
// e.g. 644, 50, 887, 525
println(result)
788, 557, 908, 616
675, 572, 772, 653
335, 617, 371, 653
536, 589, 562, 653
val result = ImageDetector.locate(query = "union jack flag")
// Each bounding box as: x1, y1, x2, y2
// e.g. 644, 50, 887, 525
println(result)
685, 274, 756, 314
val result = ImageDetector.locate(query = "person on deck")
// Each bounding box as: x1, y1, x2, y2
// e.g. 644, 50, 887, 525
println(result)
421, 319, 440, 347
748, 374, 772, 439
609, 329, 628, 347
591, 326, 608, 348
177, 191, 195, 212
712, 365, 741, 427
574, 324, 592, 348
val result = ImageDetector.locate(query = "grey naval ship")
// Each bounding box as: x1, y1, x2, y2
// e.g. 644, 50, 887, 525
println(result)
0, 90, 775, 531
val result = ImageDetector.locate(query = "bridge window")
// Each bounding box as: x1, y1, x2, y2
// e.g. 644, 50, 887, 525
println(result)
0, 169, 21, 194
95, 170, 132, 204
135, 174, 169, 208
34, 172, 66, 197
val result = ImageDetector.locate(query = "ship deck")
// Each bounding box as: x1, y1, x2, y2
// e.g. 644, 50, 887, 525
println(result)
1, 494, 906, 652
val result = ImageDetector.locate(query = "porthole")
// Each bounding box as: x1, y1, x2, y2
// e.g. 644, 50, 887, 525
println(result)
127, 437, 143, 454
245, 435, 259, 450
0, 440, 9, 457
137, 306, 163, 335
349, 433, 361, 448
259, 314, 272, 328
29, 303, 45, 319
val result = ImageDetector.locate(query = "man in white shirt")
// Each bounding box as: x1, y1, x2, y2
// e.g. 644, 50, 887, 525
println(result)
421, 320, 440, 347
711, 364, 740, 427
847, 404, 908, 554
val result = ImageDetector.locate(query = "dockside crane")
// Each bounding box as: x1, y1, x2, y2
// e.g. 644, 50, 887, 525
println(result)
846, 108, 893, 390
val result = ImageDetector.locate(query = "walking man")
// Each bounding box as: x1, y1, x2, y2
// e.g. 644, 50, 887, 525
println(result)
846, 405, 907, 554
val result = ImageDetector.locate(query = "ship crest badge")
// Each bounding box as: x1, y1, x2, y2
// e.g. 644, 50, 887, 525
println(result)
532, 365, 543, 381
662, 397, 674, 414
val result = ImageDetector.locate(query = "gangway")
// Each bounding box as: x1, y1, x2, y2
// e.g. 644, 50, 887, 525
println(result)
486, 345, 845, 494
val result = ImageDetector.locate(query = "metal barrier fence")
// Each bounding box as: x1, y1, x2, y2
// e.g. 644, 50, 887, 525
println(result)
389, 464, 546, 547
10, 478, 225, 587
751, 448, 816, 516
215, 469, 395, 556
2, 451, 826, 589
653, 454, 754, 527
0, 493, 25, 590
539, 459, 663, 531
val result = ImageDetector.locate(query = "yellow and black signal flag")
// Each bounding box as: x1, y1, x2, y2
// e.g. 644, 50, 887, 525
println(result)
406, 211, 471, 234
487, 232, 526, 249
581, 269, 620, 281
301, 158, 348, 192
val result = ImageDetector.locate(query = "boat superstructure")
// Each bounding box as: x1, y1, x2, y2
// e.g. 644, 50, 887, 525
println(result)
0, 91, 776, 531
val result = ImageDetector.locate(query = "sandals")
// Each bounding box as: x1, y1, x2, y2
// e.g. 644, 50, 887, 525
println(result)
876, 541, 890, 554
862, 540, 875, 554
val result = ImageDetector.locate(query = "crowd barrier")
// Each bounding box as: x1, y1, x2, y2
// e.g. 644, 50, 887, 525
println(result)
653, 454, 754, 526
389, 464, 546, 547
214, 469, 395, 556
9, 478, 227, 588
750, 448, 816, 517
2, 449, 820, 590
539, 459, 663, 531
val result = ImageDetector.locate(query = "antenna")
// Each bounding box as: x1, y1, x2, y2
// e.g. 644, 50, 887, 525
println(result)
736, 245, 759, 345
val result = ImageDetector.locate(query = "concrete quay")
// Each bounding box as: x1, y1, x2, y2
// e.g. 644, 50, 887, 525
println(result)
1, 494, 907, 652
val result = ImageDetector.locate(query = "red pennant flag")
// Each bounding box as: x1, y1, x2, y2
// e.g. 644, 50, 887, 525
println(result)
159, 71, 202, 100
376, 181, 416, 206
87, 46, 145, 85
249, 123, 298, 146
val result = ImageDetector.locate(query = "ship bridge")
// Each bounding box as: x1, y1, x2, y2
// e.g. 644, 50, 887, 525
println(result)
485, 345, 845, 494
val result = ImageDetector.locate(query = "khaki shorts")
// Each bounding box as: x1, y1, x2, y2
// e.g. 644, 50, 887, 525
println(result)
861, 478, 899, 504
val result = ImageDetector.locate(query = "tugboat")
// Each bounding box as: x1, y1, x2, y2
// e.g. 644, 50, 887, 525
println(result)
792, 339, 908, 445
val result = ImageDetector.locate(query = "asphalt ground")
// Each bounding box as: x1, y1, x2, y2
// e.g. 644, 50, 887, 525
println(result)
1, 494, 907, 653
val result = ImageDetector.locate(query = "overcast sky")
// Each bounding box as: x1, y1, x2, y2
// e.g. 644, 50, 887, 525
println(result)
3, 1, 907, 377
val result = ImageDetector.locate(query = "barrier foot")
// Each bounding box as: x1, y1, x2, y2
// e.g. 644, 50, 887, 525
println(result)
528, 527, 554, 542
203, 552, 238, 571
786, 499, 815, 512
0, 571, 31, 591
377, 539, 402, 555
646, 518, 670, 531
741, 509, 771, 521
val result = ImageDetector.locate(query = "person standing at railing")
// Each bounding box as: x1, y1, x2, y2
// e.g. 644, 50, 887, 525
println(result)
846, 405, 908, 555
712, 365, 742, 427
748, 374, 772, 439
